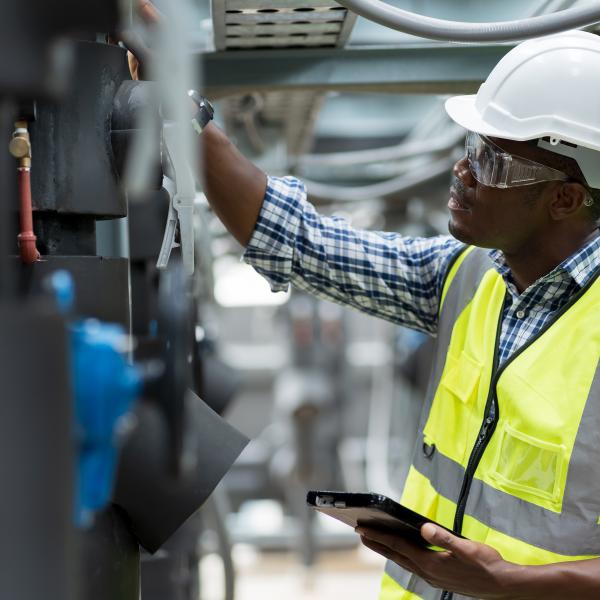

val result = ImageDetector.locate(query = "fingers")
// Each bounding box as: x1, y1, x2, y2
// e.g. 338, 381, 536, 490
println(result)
420, 523, 474, 559
359, 535, 425, 577
119, 29, 155, 80
359, 535, 395, 560
138, 0, 163, 25
127, 51, 140, 81
355, 525, 442, 574
357, 527, 424, 554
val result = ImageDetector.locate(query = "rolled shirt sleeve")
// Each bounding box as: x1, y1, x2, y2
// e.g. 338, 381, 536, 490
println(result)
243, 175, 464, 335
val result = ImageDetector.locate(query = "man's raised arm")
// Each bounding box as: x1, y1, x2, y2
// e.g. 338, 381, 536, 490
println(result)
200, 122, 267, 247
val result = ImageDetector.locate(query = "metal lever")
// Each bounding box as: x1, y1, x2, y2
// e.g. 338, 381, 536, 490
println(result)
157, 122, 195, 275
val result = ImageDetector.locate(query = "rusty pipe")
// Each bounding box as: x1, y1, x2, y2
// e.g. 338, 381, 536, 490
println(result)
9, 120, 40, 265
17, 167, 39, 264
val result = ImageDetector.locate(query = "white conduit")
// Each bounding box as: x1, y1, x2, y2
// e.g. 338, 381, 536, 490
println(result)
298, 129, 463, 168
334, 0, 600, 42
304, 153, 457, 202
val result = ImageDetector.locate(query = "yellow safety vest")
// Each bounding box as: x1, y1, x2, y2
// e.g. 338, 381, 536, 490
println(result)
380, 246, 600, 600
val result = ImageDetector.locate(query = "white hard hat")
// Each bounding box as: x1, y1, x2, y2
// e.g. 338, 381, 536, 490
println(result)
445, 30, 600, 188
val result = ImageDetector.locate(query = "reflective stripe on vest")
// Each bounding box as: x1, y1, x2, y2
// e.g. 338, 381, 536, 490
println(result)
380, 247, 600, 600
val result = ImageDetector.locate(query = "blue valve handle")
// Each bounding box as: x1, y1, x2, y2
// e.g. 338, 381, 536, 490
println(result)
48, 270, 142, 527
71, 320, 141, 527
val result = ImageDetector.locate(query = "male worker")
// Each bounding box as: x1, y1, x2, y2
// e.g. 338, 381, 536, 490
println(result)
129, 6, 600, 598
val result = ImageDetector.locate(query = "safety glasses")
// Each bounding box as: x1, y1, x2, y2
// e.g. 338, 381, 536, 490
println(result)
465, 131, 569, 188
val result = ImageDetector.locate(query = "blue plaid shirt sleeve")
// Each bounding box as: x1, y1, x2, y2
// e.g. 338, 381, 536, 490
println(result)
243, 176, 465, 334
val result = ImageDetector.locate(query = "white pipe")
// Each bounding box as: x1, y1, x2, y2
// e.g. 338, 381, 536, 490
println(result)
298, 129, 463, 167
335, 0, 600, 42
304, 153, 456, 202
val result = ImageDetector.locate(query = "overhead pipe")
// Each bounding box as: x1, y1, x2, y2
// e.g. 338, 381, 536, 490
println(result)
304, 153, 457, 203
8, 120, 40, 264
298, 129, 463, 168
334, 0, 600, 42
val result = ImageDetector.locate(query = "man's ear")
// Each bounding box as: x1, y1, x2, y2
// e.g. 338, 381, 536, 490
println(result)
548, 182, 589, 221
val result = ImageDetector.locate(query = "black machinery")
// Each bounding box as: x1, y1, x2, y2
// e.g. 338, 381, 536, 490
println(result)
0, 3, 246, 600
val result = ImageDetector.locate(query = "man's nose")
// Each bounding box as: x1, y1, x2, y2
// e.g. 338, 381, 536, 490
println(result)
453, 156, 476, 187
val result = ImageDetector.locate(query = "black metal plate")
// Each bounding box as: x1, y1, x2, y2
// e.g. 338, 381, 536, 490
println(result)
29, 42, 131, 217
16, 255, 130, 326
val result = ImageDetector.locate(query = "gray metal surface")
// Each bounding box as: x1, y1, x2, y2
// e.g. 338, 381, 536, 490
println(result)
222, 90, 325, 159
76, 506, 140, 600
29, 41, 131, 218
0, 305, 74, 600
203, 43, 513, 97
0, 0, 119, 96
267, 90, 326, 157
17, 256, 131, 327
212, 0, 356, 51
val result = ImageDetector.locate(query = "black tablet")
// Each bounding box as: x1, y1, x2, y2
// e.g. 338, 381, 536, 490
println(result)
306, 490, 462, 548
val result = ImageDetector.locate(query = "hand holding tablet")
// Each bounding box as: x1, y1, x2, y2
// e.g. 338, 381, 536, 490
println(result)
306, 490, 464, 549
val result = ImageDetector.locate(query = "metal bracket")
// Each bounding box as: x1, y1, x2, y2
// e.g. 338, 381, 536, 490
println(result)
157, 122, 196, 275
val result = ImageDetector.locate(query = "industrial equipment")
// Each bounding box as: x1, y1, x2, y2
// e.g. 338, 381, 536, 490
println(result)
0, 4, 247, 600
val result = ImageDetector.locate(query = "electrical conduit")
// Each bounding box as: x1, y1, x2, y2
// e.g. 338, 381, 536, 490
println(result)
334, 0, 600, 42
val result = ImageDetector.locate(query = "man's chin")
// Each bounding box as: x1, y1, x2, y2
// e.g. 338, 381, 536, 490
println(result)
448, 219, 474, 245
448, 220, 497, 250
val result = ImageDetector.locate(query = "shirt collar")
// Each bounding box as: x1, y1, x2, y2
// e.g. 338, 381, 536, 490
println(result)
488, 231, 600, 290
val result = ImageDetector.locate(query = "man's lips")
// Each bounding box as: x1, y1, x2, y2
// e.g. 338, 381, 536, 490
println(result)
448, 189, 471, 212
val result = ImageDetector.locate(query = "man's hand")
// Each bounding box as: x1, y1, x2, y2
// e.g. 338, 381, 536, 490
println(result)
137, 0, 162, 24
357, 523, 521, 599
121, 0, 163, 80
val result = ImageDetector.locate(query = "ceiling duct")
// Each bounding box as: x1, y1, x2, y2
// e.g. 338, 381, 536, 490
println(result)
211, 0, 356, 50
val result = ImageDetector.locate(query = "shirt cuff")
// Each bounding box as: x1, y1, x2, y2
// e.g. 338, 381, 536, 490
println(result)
243, 175, 307, 293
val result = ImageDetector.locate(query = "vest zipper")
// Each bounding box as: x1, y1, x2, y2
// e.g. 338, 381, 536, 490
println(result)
440, 298, 505, 600
453, 398, 498, 532
441, 407, 498, 600
438, 267, 600, 600
453, 297, 504, 536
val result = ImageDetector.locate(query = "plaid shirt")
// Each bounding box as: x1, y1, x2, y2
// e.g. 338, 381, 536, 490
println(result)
243, 176, 600, 366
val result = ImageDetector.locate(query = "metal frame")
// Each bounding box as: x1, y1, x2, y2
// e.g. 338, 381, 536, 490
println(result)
202, 44, 514, 97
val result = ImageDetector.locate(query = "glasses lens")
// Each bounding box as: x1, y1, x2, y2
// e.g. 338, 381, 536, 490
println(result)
464, 131, 569, 188
465, 131, 482, 182
466, 131, 493, 185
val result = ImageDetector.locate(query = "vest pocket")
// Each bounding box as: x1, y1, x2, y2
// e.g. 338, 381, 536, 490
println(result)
490, 422, 566, 507
440, 350, 481, 403
423, 350, 482, 465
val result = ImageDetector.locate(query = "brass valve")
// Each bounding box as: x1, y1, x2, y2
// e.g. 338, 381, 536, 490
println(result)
9, 120, 32, 168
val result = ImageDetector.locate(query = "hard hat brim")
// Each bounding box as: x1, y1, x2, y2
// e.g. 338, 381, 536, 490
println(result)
444, 94, 528, 141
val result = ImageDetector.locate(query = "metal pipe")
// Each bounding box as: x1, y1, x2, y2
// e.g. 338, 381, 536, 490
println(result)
9, 120, 40, 264
17, 168, 39, 264
304, 153, 456, 202
335, 0, 600, 42
298, 129, 463, 168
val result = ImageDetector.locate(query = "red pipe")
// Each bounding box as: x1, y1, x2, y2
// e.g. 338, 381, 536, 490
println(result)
17, 166, 40, 264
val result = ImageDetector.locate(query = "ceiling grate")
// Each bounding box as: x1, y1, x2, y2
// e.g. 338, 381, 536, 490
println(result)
211, 2, 358, 170
212, 0, 356, 51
